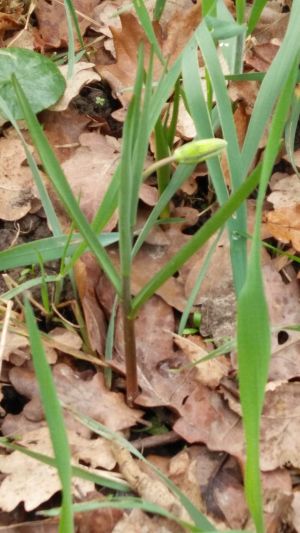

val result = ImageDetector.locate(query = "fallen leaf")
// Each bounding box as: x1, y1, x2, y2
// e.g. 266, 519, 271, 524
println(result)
61, 131, 120, 228
172, 334, 229, 388
99, 5, 202, 106
41, 107, 90, 164
74, 253, 107, 355
112, 441, 190, 523
0, 137, 38, 221
8, 363, 143, 431
169, 446, 249, 530
0, 427, 114, 511
34, 0, 100, 49
51, 62, 101, 112
112, 508, 183, 533
113, 295, 197, 409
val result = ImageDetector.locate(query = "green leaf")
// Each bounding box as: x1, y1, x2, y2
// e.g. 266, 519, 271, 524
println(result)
0, 48, 65, 119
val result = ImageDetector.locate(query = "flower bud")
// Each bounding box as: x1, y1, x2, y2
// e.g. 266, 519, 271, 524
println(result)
174, 138, 227, 164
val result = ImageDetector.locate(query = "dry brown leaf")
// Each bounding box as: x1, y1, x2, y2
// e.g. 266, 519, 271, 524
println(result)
34, 0, 100, 49
266, 207, 300, 249
112, 442, 190, 523
41, 107, 90, 164
172, 385, 244, 462
169, 446, 249, 530
0, 137, 38, 221
0, 427, 114, 511
75, 493, 124, 533
99, 5, 202, 106
113, 295, 197, 409
112, 508, 183, 533
245, 43, 279, 71
74, 253, 107, 355
61, 131, 120, 228
261, 469, 292, 533
172, 334, 229, 388
51, 62, 101, 112
265, 174, 300, 251
8, 363, 143, 431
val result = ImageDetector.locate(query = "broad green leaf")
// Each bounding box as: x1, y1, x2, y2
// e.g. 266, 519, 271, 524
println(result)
0, 48, 65, 119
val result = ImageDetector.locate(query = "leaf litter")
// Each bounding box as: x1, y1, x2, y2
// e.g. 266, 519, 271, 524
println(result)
1, 0, 300, 531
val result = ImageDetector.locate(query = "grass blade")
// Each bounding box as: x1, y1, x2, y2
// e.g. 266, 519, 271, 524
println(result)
12, 75, 121, 296
237, 60, 299, 532
131, 163, 261, 316
0, 439, 129, 492
70, 410, 217, 531
241, 0, 300, 175
0, 233, 119, 271
24, 299, 73, 533
285, 85, 300, 177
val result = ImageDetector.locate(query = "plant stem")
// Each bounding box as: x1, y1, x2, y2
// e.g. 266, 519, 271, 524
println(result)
122, 276, 138, 406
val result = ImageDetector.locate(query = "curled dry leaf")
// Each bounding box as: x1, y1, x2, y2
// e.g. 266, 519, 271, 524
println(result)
0, 427, 116, 512
51, 62, 101, 112
0, 137, 39, 221
8, 363, 143, 432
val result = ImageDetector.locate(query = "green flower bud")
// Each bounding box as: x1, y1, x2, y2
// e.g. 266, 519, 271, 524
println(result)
174, 138, 227, 164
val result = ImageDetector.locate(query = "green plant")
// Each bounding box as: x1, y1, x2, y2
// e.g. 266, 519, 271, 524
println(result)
0, 0, 300, 530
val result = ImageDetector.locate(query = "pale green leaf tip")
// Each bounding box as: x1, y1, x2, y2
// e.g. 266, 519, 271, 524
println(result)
174, 138, 227, 164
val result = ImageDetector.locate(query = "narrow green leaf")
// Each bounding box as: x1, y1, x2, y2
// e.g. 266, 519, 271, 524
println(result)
24, 300, 73, 533
285, 85, 300, 177
12, 75, 121, 296
131, 164, 261, 316
247, 0, 268, 35
0, 439, 129, 492
237, 60, 299, 532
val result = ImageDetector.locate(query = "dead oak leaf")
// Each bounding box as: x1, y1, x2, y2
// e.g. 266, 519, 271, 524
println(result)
0, 427, 115, 512
113, 295, 197, 409
99, 6, 202, 106
61, 131, 120, 229
34, 0, 100, 49
169, 446, 248, 530
0, 136, 38, 221
9, 363, 143, 431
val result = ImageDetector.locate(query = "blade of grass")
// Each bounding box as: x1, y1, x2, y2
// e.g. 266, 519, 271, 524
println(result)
237, 60, 299, 533
285, 84, 300, 178
41, 497, 201, 532
0, 232, 119, 271
195, 23, 246, 292
133, 0, 164, 63
241, 0, 300, 175
178, 229, 223, 335
1, 274, 59, 301
247, 0, 268, 35
131, 163, 261, 316
24, 299, 73, 533
0, 95, 61, 237
12, 75, 121, 296
153, 0, 167, 21
0, 438, 130, 492
64, 0, 76, 78
70, 409, 217, 531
